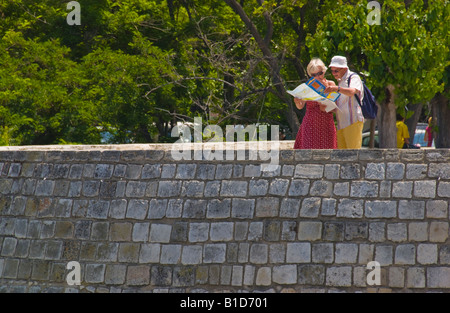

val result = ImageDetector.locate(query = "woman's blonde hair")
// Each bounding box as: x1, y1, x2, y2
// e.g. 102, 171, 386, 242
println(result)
307, 58, 327, 77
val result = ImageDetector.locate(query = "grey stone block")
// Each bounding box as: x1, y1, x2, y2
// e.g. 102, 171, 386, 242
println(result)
280, 198, 300, 218
183, 200, 207, 219
365, 201, 397, 218
326, 267, 352, 287
269, 244, 286, 263
337, 199, 363, 218
249, 179, 268, 196
127, 265, 150, 286
375, 245, 393, 265
173, 266, 195, 287
118, 243, 140, 263
85, 264, 105, 283
300, 197, 321, 218
351, 181, 379, 198
215, 164, 233, 179
255, 197, 279, 217
207, 199, 231, 219
406, 164, 428, 179
321, 198, 336, 216
427, 267, 450, 288
158, 181, 182, 197
335, 243, 358, 263
109, 199, 127, 219
365, 163, 385, 180
82, 181, 100, 197
323, 222, 344, 241
268, 178, 289, 196
437, 181, 450, 197
210, 222, 234, 242
149, 224, 172, 243
132, 223, 150, 242
148, 199, 167, 219
288, 179, 310, 196
151, 265, 172, 286
125, 199, 148, 220
344, 222, 368, 240
220, 180, 248, 197
414, 180, 436, 198
249, 244, 268, 264
189, 223, 209, 242
386, 163, 405, 180
105, 264, 127, 285
333, 182, 349, 197
407, 267, 425, 288
398, 200, 425, 219
182, 245, 203, 265
263, 220, 281, 241
426, 200, 448, 219
125, 164, 143, 179
312, 243, 333, 264
141, 164, 161, 179
196, 164, 216, 180
166, 199, 183, 218
244, 165, 261, 178
125, 181, 147, 197
94, 164, 113, 179
298, 265, 325, 285
35, 180, 55, 197
310, 181, 333, 197
340, 164, 360, 179
97, 243, 119, 262
417, 244, 437, 264
286, 242, 311, 263
176, 164, 197, 179
369, 222, 386, 242
295, 164, 324, 178
324, 164, 340, 180
392, 181, 413, 198
387, 223, 407, 242
204, 244, 226, 263
298, 222, 322, 241
181, 181, 205, 197
235, 222, 248, 241
139, 243, 161, 263
1, 237, 17, 256
273, 265, 297, 284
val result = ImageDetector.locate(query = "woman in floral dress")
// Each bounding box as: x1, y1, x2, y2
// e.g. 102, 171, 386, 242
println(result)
293, 58, 337, 149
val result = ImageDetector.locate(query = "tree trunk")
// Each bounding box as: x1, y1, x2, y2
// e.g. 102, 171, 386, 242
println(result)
404, 102, 423, 144
224, 0, 300, 136
378, 84, 397, 148
432, 93, 450, 148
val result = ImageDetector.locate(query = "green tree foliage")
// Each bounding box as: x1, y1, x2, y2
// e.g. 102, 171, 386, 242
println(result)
306, 0, 449, 147
0, 0, 448, 146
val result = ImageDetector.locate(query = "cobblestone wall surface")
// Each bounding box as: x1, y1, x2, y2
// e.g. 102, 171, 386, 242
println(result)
0, 144, 449, 293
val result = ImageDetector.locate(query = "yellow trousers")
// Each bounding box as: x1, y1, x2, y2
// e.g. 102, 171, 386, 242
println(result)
337, 121, 364, 149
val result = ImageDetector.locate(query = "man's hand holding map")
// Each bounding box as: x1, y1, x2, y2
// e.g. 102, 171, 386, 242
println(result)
287, 78, 341, 113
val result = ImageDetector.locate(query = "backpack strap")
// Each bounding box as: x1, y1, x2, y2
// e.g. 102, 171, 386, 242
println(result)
347, 73, 362, 108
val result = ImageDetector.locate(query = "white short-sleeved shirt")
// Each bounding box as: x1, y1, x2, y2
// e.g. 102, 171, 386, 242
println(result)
335, 70, 365, 130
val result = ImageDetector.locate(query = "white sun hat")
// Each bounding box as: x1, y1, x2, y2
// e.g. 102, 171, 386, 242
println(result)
329, 56, 349, 69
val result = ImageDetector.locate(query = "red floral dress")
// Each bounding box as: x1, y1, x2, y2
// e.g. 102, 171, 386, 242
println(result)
294, 101, 337, 149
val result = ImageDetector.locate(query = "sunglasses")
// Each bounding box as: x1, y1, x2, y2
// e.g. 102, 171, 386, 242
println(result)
311, 71, 324, 77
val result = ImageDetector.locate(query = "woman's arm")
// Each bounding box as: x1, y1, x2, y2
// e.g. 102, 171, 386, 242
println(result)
294, 98, 305, 110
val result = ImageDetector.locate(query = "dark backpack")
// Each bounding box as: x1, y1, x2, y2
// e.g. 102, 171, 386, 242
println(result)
348, 74, 378, 119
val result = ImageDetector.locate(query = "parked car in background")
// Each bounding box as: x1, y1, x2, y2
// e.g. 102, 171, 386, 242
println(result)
361, 123, 435, 149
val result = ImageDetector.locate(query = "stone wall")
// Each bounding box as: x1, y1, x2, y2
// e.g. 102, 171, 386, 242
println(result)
0, 143, 449, 293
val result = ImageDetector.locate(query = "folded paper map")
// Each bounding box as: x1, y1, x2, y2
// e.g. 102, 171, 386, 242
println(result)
287, 78, 341, 113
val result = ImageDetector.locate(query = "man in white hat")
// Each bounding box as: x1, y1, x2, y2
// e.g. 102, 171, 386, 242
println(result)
324, 56, 364, 149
